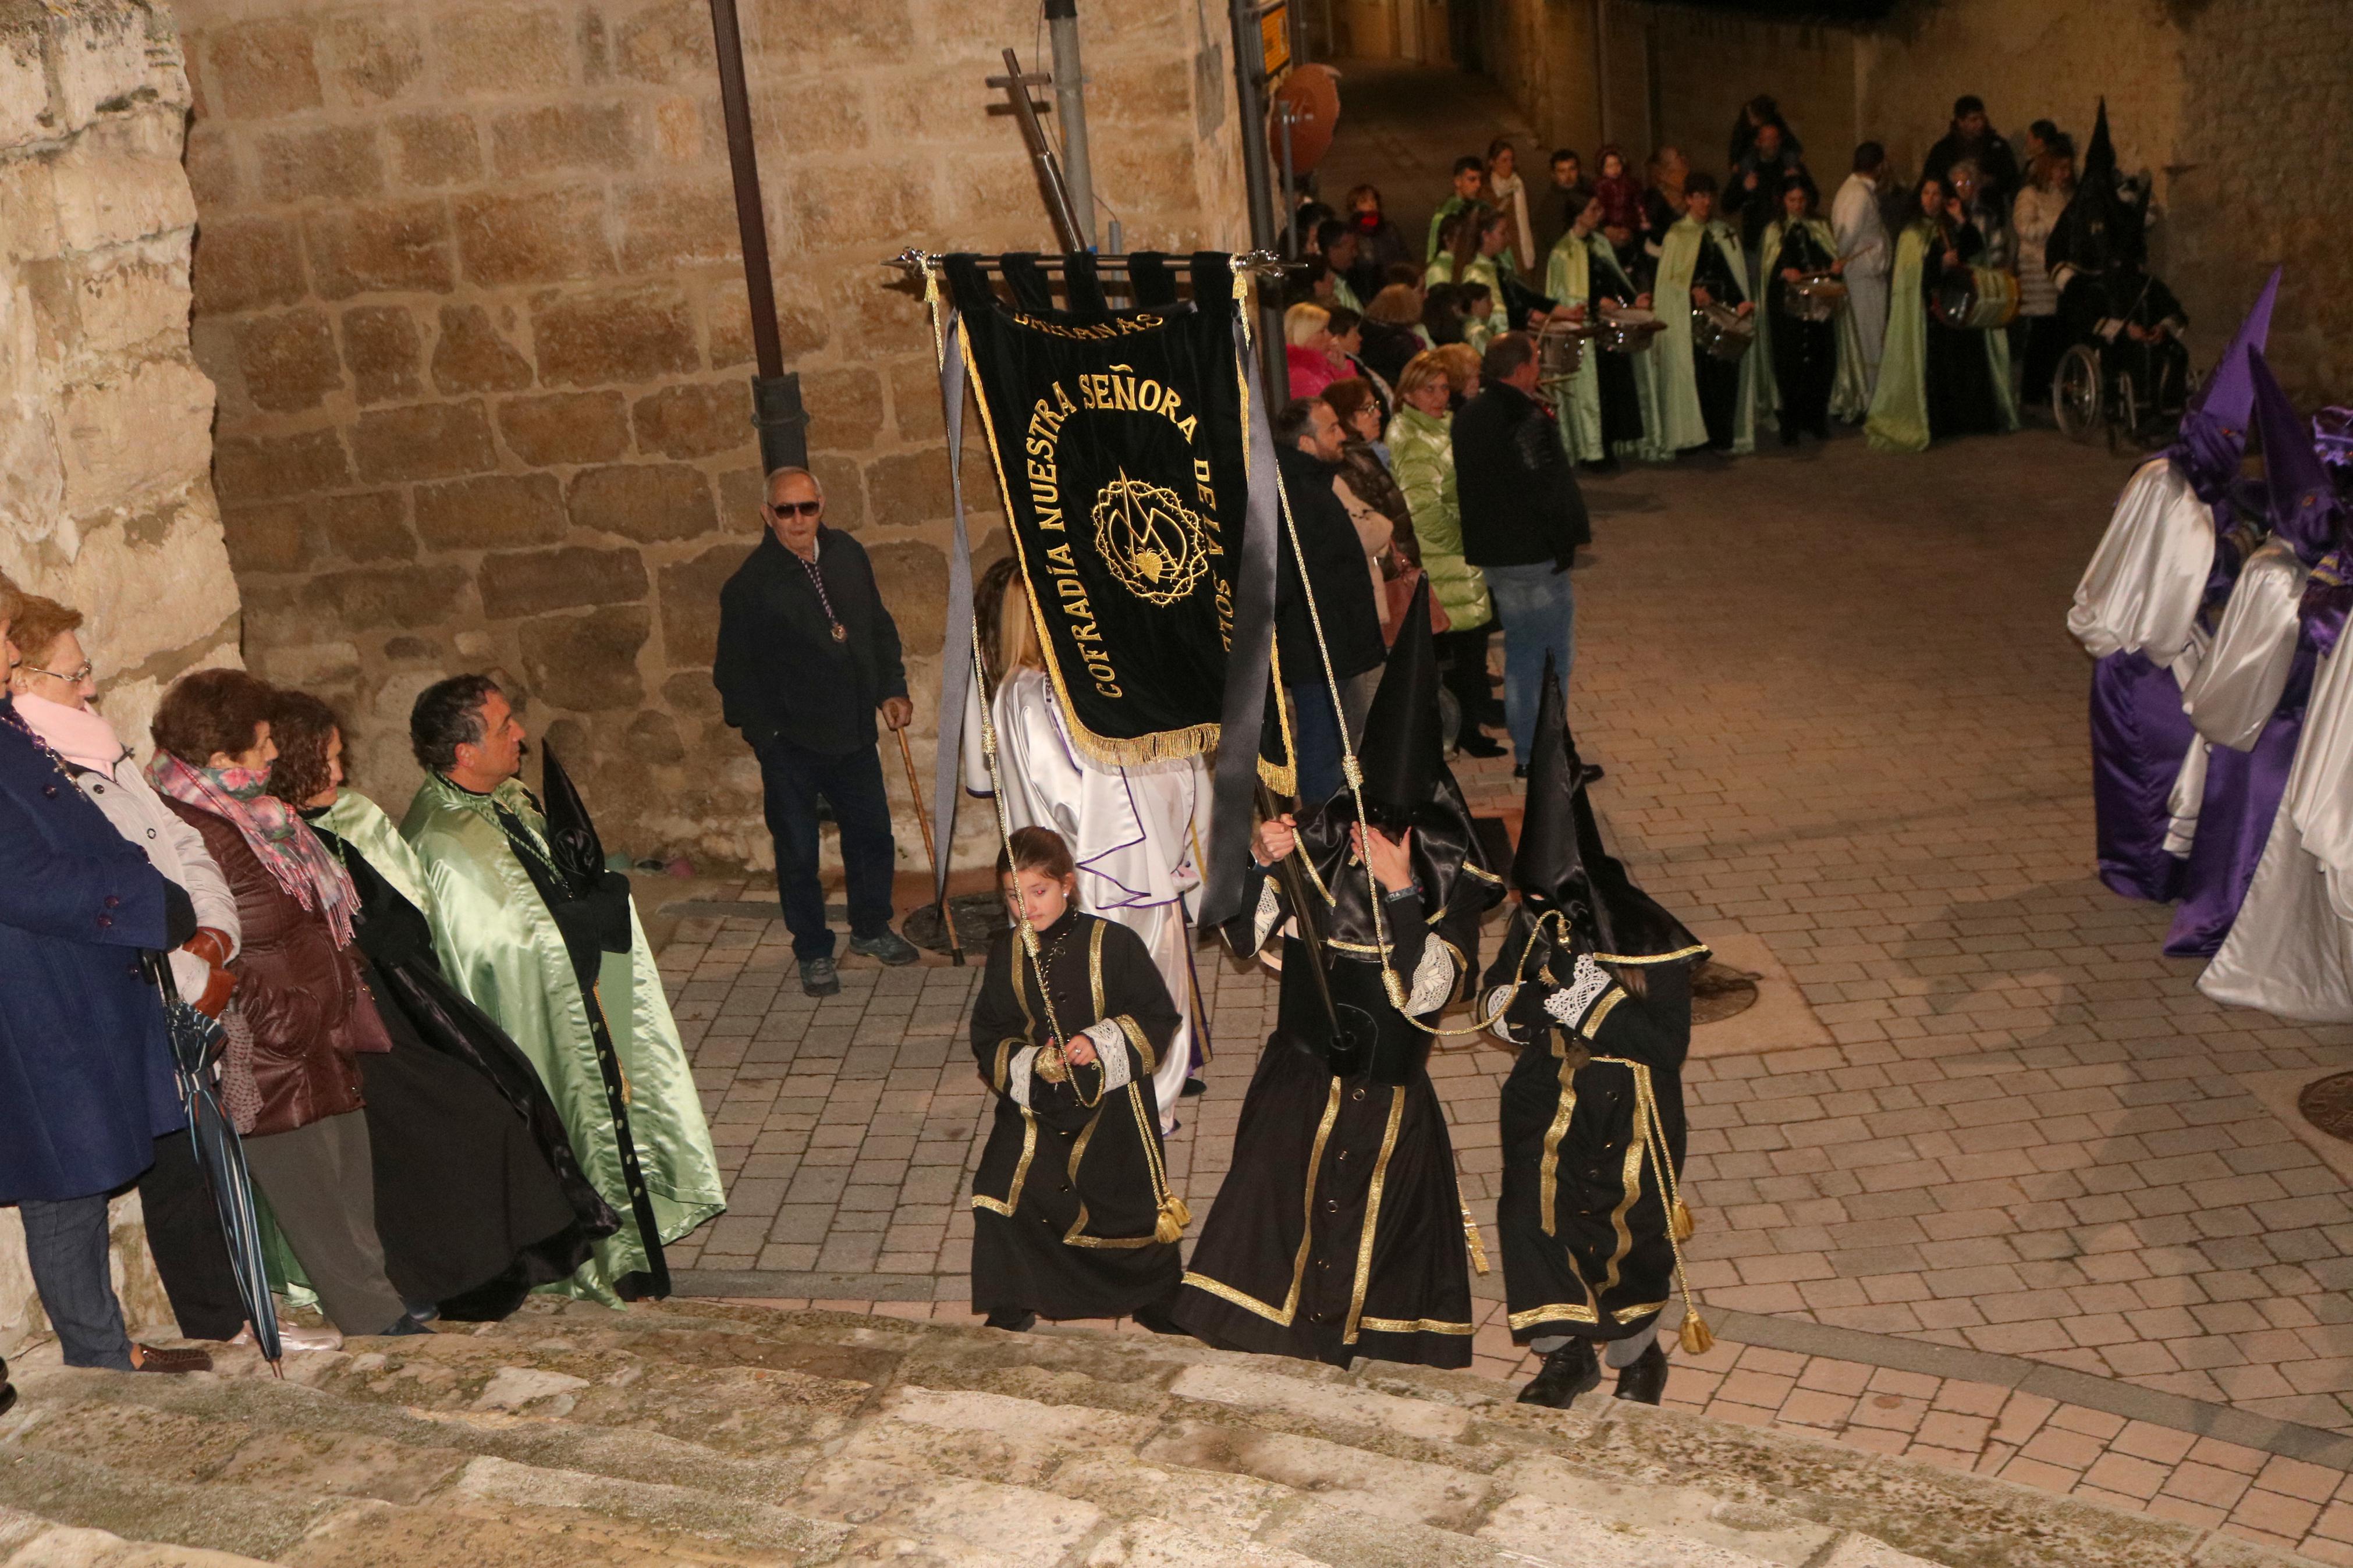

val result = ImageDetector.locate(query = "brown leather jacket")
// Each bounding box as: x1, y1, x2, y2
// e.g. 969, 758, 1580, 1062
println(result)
165, 799, 389, 1137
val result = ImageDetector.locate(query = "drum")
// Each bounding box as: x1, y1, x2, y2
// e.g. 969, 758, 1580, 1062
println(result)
1932, 266, 2018, 330
1692, 301, 1755, 362
1780, 273, 1848, 323
1535, 318, 1592, 382
1594, 305, 1663, 355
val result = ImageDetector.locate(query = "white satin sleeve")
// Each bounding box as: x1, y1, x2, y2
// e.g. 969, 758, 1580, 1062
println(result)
995, 672, 1085, 838
960, 672, 995, 797
2067, 460, 2212, 663
2181, 540, 2308, 751
2288, 642, 2353, 919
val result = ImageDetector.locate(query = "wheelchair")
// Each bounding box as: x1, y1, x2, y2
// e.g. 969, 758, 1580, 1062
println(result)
2053, 331, 2194, 453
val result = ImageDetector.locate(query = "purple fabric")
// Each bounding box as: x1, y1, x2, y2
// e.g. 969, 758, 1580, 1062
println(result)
2162, 641, 2316, 956
2252, 348, 2345, 566
2164, 268, 2278, 499
2090, 651, 2197, 902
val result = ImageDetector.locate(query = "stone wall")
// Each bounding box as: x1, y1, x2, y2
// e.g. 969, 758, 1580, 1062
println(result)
1857, 0, 2345, 399
1, 0, 233, 1355
1450, 0, 2341, 400
177, 0, 1247, 874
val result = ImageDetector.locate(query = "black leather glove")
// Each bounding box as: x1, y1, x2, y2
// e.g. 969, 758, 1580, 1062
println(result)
160, 880, 198, 947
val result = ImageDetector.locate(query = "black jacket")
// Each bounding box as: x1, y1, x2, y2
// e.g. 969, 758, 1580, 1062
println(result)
1275, 444, 1387, 685
714, 527, 907, 756
1923, 128, 2020, 206
1453, 381, 1590, 570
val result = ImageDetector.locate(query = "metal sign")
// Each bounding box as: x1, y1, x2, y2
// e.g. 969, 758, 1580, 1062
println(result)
1258, 0, 1290, 85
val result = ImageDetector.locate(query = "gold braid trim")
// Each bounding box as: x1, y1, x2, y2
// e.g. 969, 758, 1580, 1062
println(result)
1342, 1086, 1409, 1345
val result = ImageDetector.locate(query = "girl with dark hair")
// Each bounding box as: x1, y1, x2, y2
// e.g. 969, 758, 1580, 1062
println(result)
966, 825, 1187, 1332
269, 694, 613, 1320
1866, 175, 2018, 451
1756, 175, 1846, 445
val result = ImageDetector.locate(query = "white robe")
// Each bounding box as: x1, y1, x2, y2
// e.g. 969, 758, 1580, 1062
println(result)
2181, 539, 2308, 753
2200, 637, 2353, 1021
1831, 172, 1890, 393
2071, 458, 2217, 854
964, 667, 1209, 1130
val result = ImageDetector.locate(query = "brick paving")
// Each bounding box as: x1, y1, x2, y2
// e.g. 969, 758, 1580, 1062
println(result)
641, 55, 2353, 1559
650, 421, 2353, 1559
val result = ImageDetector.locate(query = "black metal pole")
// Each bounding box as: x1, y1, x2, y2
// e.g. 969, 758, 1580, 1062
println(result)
705, 0, 806, 472
1229, 0, 1289, 399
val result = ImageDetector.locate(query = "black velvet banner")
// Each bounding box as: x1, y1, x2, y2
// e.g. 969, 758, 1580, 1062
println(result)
945, 253, 1250, 763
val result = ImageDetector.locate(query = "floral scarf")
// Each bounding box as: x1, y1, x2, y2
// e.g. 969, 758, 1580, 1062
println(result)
149, 750, 359, 948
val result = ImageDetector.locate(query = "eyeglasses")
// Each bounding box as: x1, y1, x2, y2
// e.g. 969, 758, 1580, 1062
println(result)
766, 499, 822, 517
22, 662, 93, 684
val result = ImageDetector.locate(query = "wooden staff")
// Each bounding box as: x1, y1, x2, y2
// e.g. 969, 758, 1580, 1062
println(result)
895, 724, 964, 965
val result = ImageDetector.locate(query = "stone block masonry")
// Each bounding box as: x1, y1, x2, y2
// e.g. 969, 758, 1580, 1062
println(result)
0, 0, 237, 1356
180, 0, 1249, 876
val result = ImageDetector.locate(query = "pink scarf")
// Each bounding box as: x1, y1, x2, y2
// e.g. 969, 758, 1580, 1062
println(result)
12, 691, 127, 773
148, 750, 359, 948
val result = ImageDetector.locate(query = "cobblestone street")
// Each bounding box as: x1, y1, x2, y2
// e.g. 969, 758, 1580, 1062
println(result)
650, 419, 2353, 1562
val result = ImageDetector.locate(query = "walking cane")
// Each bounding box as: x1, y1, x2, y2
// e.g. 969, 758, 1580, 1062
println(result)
893, 723, 965, 965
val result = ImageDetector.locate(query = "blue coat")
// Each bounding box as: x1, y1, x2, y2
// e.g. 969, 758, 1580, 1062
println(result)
0, 699, 180, 1202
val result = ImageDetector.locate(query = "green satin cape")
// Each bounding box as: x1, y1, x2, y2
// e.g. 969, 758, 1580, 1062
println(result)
1544, 229, 1659, 463
401, 773, 725, 1304
317, 791, 430, 916
1865, 222, 2019, 453
1649, 217, 1756, 457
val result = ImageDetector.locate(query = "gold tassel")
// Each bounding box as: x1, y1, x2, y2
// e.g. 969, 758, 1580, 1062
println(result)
1461, 1207, 1489, 1276
1671, 1199, 1697, 1242
1679, 1311, 1715, 1357
1155, 1194, 1192, 1244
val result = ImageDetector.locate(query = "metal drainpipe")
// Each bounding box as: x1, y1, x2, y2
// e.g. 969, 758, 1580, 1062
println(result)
1045, 0, 1097, 250
705, 0, 805, 472
1230, 0, 1288, 398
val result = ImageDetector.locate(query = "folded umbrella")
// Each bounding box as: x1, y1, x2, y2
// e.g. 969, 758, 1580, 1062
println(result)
155, 966, 282, 1371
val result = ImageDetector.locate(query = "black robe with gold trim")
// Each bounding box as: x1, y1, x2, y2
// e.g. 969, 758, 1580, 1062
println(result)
1175, 797, 1504, 1369
1488, 929, 1693, 1346
968, 909, 1184, 1321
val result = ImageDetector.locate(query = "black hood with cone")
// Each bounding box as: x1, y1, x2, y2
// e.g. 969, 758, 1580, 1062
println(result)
2046, 100, 2145, 278
1507, 662, 1703, 968
1352, 575, 1444, 827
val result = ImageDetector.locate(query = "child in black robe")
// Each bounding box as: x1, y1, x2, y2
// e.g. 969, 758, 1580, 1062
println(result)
968, 826, 1186, 1332
1482, 669, 1709, 1409
1175, 582, 1504, 1369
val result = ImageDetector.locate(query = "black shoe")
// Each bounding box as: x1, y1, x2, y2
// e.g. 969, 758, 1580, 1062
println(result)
984, 1309, 1037, 1332
799, 955, 840, 997
1517, 1339, 1601, 1409
849, 930, 920, 966
1180, 1078, 1207, 1098
1613, 1339, 1669, 1405
1457, 734, 1507, 759
0, 1356, 15, 1418
1511, 763, 1529, 780
1578, 762, 1605, 787
377, 1317, 432, 1338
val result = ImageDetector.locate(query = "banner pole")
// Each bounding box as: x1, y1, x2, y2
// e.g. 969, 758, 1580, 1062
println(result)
894, 724, 963, 965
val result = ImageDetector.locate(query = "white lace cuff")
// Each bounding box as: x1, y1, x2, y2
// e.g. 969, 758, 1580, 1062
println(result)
1007, 1044, 1041, 1109
1543, 953, 1618, 1037
1404, 940, 1456, 1014
1082, 1018, 1133, 1090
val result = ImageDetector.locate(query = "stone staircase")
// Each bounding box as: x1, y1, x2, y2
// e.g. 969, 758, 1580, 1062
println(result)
0, 1299, 2317, 1567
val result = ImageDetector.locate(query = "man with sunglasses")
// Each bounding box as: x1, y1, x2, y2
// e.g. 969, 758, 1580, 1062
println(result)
716, 467, 919, 995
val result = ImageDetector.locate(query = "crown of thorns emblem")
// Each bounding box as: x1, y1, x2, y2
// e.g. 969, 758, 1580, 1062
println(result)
1091, 471, 1210, 607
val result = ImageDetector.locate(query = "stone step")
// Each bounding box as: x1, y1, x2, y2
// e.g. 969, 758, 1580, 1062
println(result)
0, 1302, 2325, 1568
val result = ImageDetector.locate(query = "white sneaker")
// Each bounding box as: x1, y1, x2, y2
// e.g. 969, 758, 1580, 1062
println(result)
232, 1321, 344, 1353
